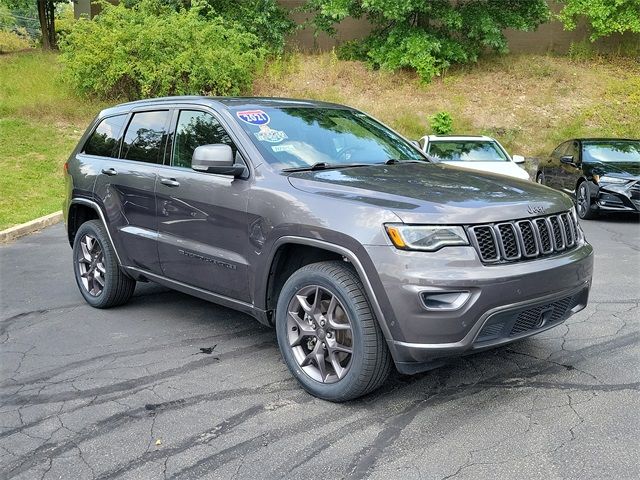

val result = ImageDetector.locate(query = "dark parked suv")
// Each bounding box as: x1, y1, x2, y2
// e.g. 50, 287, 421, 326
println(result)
63, 97, 593, 401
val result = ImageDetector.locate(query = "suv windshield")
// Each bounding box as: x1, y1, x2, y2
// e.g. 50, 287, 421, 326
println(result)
231, 107, 426, 170
582, 140, 640, 163
428, 140, 509, 162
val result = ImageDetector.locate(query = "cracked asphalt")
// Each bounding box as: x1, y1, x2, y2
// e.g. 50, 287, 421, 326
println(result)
1, 214, 638, 480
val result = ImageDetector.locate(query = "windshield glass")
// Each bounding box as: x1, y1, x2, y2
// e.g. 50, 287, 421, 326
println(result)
231, 107, 426, 169
427, 140, 509, 162
582, 140, 640, 163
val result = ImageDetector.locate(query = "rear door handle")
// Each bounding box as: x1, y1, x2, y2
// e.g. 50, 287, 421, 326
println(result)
160, 177, 180, 187
101, 168, 117, 176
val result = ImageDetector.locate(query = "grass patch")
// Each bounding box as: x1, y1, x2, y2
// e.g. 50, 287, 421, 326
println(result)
0, 51, 108, 230
254, 52, 640, 158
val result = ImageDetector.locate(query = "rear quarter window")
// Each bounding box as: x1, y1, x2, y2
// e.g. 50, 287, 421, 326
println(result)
83, 115, 127, 157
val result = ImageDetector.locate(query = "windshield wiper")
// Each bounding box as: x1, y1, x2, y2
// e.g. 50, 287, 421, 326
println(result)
383, 159, 427, 165
282, 162, 372, 173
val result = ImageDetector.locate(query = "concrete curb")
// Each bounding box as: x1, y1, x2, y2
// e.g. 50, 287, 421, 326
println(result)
0, 211, 63, 244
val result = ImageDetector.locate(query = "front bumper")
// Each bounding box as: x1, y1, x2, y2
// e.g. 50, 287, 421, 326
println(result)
593, 180, 640, 213
364, 242, 593, 373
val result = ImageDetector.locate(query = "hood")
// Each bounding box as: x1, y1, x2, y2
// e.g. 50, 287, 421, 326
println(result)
587, 161, 640, 178
439, 161, 530, 180
287, 163, 573, 224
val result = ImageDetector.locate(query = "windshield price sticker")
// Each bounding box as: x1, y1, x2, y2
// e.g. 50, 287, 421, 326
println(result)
236, 110, 270, 126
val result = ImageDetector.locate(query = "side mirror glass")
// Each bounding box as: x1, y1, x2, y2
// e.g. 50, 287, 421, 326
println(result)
192, 144, 247, 178
512, 154, 526, 164
560, 155, 577, 166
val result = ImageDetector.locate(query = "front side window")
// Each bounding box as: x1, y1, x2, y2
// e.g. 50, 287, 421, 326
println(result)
83, 115, 127, 157
172, 110, 235, 168
231, 107, 425, 170
427, 141, 509, 162
121, 111, 170, 164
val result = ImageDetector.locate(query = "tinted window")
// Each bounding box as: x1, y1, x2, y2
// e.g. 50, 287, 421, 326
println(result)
121, 111, 170, 163
84, 115, 127, 157
172, 110, 235, 168
231, 107, 425, 170
427, 141, 509, 162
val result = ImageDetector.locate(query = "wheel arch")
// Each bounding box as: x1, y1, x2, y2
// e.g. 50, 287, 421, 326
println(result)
263, 237, 396, 351
68, 198, 122, 265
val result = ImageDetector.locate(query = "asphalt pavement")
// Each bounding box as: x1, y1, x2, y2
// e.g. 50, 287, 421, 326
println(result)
1, 214, 638, 479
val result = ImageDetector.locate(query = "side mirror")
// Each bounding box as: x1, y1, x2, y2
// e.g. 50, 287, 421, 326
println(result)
192, 144, 247, 178
560, 155, 577, 167
512, 154, 526, 164
410, 140, 421, 149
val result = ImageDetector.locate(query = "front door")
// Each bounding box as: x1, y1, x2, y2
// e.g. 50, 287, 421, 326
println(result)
155, 109, 252, 302
93, 109, 171, 272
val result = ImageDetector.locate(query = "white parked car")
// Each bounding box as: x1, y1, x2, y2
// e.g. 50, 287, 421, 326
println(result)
417, 135, 530, 181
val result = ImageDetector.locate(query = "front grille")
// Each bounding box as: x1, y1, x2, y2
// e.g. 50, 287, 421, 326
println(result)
469, 211, 579, 264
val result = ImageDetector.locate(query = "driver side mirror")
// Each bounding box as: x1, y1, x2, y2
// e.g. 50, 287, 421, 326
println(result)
192, 144, 247, 178
512, 154, 526, 164
560, 155, 578, 167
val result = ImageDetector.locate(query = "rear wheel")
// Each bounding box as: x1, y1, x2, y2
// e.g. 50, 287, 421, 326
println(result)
73, 220, 136, 308
576, 181, 598, 220
275, 261, 392, 402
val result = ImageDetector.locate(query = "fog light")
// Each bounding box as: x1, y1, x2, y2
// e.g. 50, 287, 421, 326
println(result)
420, 291, 470, 311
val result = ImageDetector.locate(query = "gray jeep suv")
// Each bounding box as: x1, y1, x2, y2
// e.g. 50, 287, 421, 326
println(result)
63, 97, 593, 401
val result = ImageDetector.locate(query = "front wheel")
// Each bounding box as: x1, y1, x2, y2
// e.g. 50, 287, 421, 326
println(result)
72, 220, 136, 308
576, 181, 598, 220
275, 261, 392, 402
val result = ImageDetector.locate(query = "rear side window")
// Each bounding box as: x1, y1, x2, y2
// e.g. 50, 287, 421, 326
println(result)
121, 111, 170, 164
83, 115, 127, 157
172, 110, 235, 168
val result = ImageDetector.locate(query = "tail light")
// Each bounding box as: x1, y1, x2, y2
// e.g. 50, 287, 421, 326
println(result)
63, 161, 69, 174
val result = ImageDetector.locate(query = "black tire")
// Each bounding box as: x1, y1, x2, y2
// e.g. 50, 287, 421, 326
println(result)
275, 261, 392, 402
72, 220, 136, 308
576, 181, 598, 220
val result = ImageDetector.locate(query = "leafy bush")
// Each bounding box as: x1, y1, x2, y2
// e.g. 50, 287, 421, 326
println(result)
59, 0, 266, 100
429, 111, 453, 135
306, 0, 550, 82
122, 0, 295, 53
559, 0, 640, 40
0, 28, 31, 54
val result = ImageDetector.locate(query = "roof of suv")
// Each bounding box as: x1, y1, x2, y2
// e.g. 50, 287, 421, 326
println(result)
100, 96, 352, 117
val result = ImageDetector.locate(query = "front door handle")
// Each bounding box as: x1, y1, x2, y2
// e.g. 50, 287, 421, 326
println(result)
160, 177, 180, 187
101, 168, 117, 176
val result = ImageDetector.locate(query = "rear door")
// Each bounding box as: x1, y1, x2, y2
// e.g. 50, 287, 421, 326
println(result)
155, 108, 252, 302
93, 109, 171, 272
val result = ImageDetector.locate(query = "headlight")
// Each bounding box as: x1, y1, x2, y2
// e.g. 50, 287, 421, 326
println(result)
385, 224, 469, 251
598, 175, 629, 185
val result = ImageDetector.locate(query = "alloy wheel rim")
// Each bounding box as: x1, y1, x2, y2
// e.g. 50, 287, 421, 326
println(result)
77, 234, 106, 296
577, 184, 588, 216
286, 285, 354, 383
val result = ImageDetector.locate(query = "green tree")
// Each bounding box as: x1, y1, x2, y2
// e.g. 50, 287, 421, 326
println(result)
2, 0, 65, 48
558, 0, 640, 40
305, 0, 550, 82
